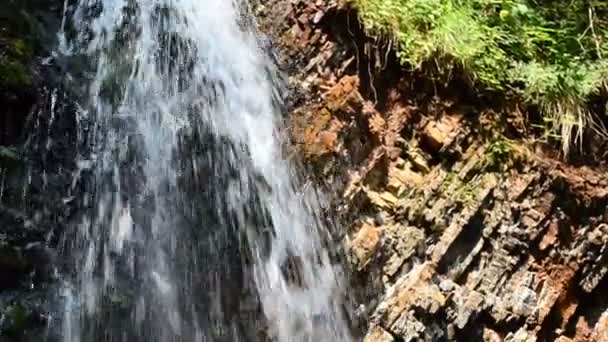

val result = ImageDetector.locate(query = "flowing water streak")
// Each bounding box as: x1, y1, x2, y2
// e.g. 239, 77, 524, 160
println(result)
61, 0, 351, 340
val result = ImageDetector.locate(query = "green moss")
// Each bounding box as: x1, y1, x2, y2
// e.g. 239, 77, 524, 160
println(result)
483, 138, 514, 172
0, 37, 34, 90
0, 1, 37, 91
0, 60, 32, 88
8, 38, 34, 61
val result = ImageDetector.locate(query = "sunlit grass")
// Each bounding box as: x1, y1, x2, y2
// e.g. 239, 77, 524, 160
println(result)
350, 0, 608, 154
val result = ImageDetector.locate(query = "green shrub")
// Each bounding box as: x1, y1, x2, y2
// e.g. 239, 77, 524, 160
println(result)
351, 0, 608, 154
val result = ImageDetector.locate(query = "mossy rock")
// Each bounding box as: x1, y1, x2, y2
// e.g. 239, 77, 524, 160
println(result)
0, 60, 32, 89
0, 0, 65, 93
0, 2, 38, 92
5, 39, 33, 61
0, 40, 33, 89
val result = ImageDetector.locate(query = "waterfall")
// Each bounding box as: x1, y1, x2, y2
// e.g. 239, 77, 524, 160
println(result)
56, 0, 352, 341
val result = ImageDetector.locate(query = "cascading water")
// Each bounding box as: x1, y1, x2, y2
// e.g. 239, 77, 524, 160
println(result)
56, 0, 352, 341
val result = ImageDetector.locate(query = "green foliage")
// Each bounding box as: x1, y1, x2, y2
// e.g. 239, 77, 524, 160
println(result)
0, 2, 35, 91
8, 38, 33, 61
351, 0, 608, 153
482, 137, 519, 171
0, 60, 31, 88
0, 35, 33, 88
0, 146, 19, 160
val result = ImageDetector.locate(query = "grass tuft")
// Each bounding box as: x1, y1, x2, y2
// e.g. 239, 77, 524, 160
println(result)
350, 0, 608, 154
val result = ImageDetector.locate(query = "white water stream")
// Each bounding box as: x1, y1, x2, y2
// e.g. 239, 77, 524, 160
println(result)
57, 0, 352, 341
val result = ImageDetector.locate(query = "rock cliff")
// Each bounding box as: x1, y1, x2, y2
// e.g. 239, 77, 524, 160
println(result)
255, 1, 608, 341
0, 1, 79, 340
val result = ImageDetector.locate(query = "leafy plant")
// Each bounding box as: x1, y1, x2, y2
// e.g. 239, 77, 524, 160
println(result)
483, 138, 515, 171
350, 0, 608, 154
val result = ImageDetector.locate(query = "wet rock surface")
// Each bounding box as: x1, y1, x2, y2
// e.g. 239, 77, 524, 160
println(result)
255, 0, 608, 341
0, 0, 79, 340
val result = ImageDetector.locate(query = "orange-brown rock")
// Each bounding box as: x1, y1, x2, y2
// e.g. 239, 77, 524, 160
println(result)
421, 114, 463, 152
350, 223, 382, 270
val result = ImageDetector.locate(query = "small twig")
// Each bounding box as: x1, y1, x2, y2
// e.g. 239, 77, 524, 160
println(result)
589, 6, 603, 59
576, 25, 590, 55
382, 38, 392, 71
367, 45, 378, 105
347, 12, 362, 85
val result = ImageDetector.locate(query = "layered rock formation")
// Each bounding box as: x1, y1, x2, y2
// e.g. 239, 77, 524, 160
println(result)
255, 1, 608, 341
